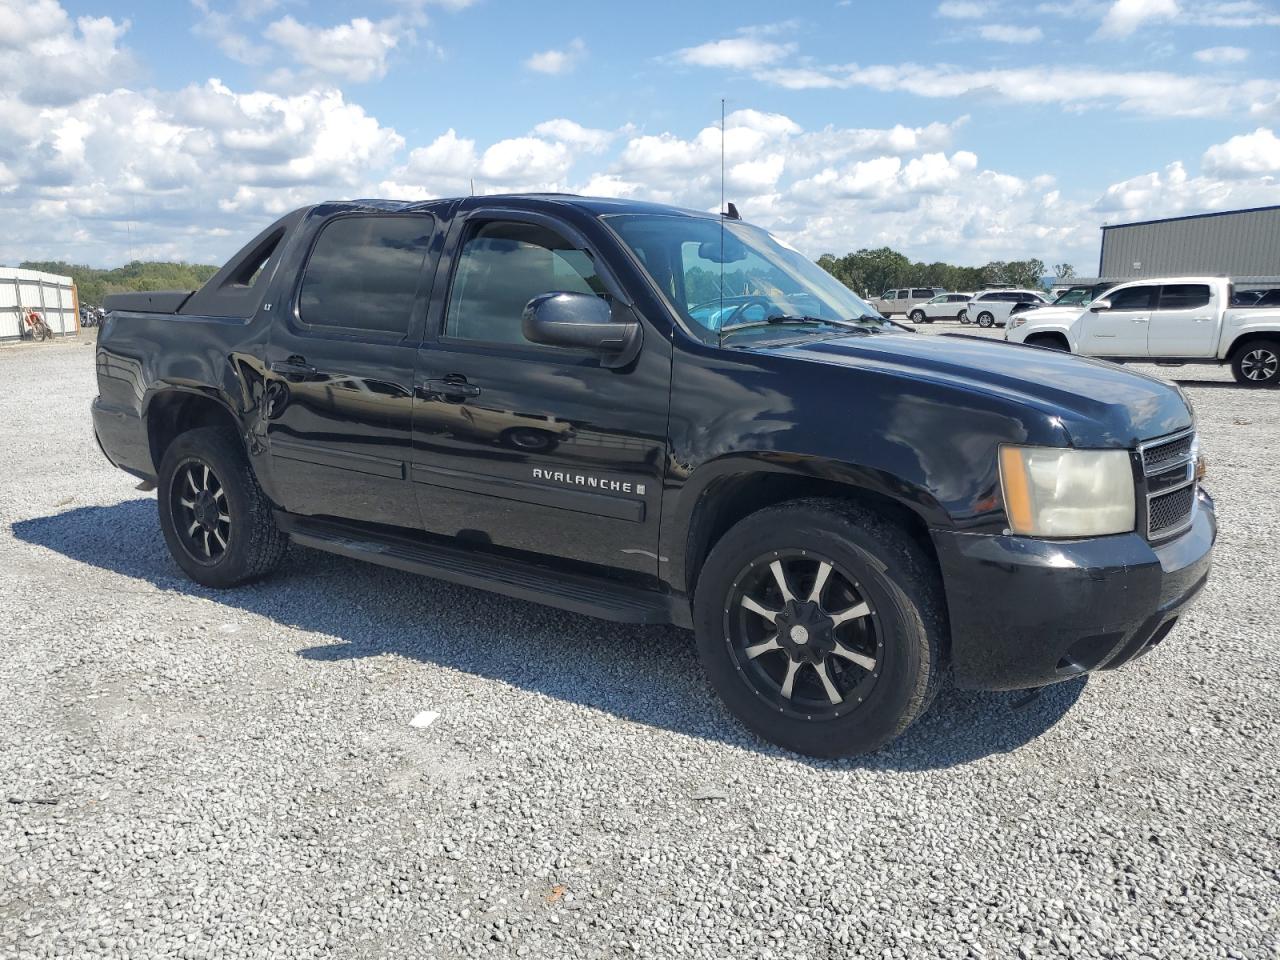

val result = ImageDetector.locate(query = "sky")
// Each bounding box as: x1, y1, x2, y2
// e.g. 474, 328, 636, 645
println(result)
2, 0, 1280, 271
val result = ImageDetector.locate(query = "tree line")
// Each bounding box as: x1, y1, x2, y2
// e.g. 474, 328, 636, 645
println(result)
817, 247, 1073, 298
19, 260, 219, 307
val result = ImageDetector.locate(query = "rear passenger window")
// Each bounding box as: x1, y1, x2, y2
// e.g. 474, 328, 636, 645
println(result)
1159, 284, 1211, 310
445, 221, 606, 345
299, 215, 433, 335
1107, 286, 1158, 310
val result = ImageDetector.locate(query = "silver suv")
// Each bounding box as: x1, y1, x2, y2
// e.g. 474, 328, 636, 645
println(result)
871, 286, 945, 317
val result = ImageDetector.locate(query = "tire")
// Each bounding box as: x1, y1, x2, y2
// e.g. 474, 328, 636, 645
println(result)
1231, 340, 1280, 386
693, 499, 945, 758
976, 312, 995, 328
157, 426, 288, 588
957, 310, 968, 324
909, 310, 927, 324
1025, 334, 1069, 352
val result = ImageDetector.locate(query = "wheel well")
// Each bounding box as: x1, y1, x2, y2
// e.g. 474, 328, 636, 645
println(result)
1025, 331, 1070, 350
146, 392, 241, 473
686, 473, 940, 597
1229, 333, 1280, 361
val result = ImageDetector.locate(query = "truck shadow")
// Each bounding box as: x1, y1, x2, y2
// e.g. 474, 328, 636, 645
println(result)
12, 499, 1085, 772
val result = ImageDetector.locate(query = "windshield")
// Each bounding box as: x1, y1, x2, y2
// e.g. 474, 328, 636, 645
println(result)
605, 214, 895, 342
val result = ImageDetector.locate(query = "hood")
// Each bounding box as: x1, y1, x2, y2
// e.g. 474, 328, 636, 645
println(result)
758, 330, 1191, 447
1016, 305, 1083, 324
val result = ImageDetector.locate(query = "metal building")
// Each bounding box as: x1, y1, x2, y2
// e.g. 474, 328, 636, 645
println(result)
1099, 205, 1280, 284
0, 267, 80, 340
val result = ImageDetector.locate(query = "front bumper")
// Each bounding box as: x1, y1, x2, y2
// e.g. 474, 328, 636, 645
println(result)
932, 488, 1216, 690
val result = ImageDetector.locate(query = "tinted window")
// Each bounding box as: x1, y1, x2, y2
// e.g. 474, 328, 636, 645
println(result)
912, 288, 933, 298
1158, 284, 1211, 310
1257, 289, 1280, 307
948, 294, 967, 302
299, 215, 433, 334
1107, 285, 1158, 310
445, 221, 605, 345
978, 292, 998, 301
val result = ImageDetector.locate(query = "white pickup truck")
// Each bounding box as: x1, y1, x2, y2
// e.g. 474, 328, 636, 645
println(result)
1005, 277, 1280, 386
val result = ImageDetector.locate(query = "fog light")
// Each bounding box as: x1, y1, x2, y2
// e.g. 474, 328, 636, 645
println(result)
1195, 452, 1208, 481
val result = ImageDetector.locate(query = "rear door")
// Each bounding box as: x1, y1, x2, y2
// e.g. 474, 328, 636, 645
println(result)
410, 207, 671, 576
263, 212, 437, 529
1147, 283, 1218, 357
1081, 283, 1157, 356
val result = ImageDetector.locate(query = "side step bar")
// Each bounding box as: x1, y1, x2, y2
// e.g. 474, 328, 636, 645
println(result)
277, 515, 686, 626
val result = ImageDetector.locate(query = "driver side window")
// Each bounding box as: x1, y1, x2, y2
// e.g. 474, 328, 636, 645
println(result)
444, 221, 606, 345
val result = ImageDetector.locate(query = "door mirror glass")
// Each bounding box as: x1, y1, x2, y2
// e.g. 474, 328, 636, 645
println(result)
522, 292, 641, 363
1090, 298, 1112, 312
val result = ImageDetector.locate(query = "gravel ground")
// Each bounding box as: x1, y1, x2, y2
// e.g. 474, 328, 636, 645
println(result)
1, 333, 1277, 960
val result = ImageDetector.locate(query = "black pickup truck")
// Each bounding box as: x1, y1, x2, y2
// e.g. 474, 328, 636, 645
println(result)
94, 195, 1215, 757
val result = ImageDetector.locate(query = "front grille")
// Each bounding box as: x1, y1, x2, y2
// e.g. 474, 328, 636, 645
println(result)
1148, 484, 1195, 537
1142, 433, 1193, 475
1139, 429, 1198, 540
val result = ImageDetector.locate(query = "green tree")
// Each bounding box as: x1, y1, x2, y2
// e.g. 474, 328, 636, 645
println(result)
19, 260, 219, 307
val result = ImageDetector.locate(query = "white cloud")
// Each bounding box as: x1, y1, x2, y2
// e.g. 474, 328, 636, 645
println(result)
1096, 0, 1180, 38
673, 36, 795, 68
0, 10, 135, 106
264, 16, 405, 83
1193, 45, 1249, 63
531, 119, 616, 152
756, 61, 1280, 119
938, 1, 991, 17
524, 38, 585, 75
980, 24, 1045, 42
1202, 127, 1280, 177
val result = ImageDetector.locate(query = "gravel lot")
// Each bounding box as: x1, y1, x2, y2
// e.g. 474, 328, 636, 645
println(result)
1, 331, 1277, 959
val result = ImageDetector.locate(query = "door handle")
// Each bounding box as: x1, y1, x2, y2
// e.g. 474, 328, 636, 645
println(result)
422, 377, 481, 400
269, 357, 320, 380
1132, 317, 1149, 323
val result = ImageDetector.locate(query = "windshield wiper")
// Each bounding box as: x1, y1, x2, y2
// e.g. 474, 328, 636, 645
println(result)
720, 314, 867, 334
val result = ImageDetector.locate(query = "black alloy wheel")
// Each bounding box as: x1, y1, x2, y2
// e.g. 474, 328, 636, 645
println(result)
693, 499, 945, 757
725, 550, 882, 719
170, 458, 232, 564
156, 426, 288, 588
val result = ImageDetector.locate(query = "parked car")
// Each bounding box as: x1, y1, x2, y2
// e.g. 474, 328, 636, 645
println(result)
967, 289, 1052, 328
94, 196, 1215, 758
907, 292, 973, 324
1006, 276, 1280, 386
870, 286, 945, 317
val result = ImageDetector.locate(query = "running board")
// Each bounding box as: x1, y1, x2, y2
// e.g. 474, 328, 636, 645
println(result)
277, 515, 683, 626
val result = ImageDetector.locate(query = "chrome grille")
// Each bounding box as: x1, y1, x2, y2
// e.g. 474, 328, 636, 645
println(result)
1138, 429, 1197, 540
1142, 433, 1193, 475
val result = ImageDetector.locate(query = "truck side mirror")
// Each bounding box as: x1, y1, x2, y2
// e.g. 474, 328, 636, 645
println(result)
1089, 298, 1112, 312
522, 292, 642, 368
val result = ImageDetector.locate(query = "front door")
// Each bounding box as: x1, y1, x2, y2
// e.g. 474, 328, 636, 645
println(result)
410, 210, 671, 577
263, 212, 436, 529
1081, 283, 1157, 356
1147, 283, 1218, 357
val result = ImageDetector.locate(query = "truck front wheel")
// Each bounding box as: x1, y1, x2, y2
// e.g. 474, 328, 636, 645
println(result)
1232, 340, 1280, 386
157, 426, 288, 588
693, 499, 945, 757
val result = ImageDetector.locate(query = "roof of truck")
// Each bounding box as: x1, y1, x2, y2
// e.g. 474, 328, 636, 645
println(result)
336, 194, 722, 220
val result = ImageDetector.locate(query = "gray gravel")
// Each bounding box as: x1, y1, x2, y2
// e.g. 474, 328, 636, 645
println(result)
1, 333, 1277, 959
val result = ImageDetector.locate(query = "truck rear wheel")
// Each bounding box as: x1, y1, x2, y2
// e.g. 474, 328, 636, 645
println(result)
1232, 340, 1280, 386
693, 499, 945, 757
157, 426, 288, 588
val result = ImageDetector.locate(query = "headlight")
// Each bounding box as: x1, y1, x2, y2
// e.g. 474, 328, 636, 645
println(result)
998, 445, 1135, 537
1010, 317, 1027, 327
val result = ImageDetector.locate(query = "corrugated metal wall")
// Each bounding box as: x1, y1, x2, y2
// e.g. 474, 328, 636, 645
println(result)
0, 268, 79, 339
1100, 206, 1280, 281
